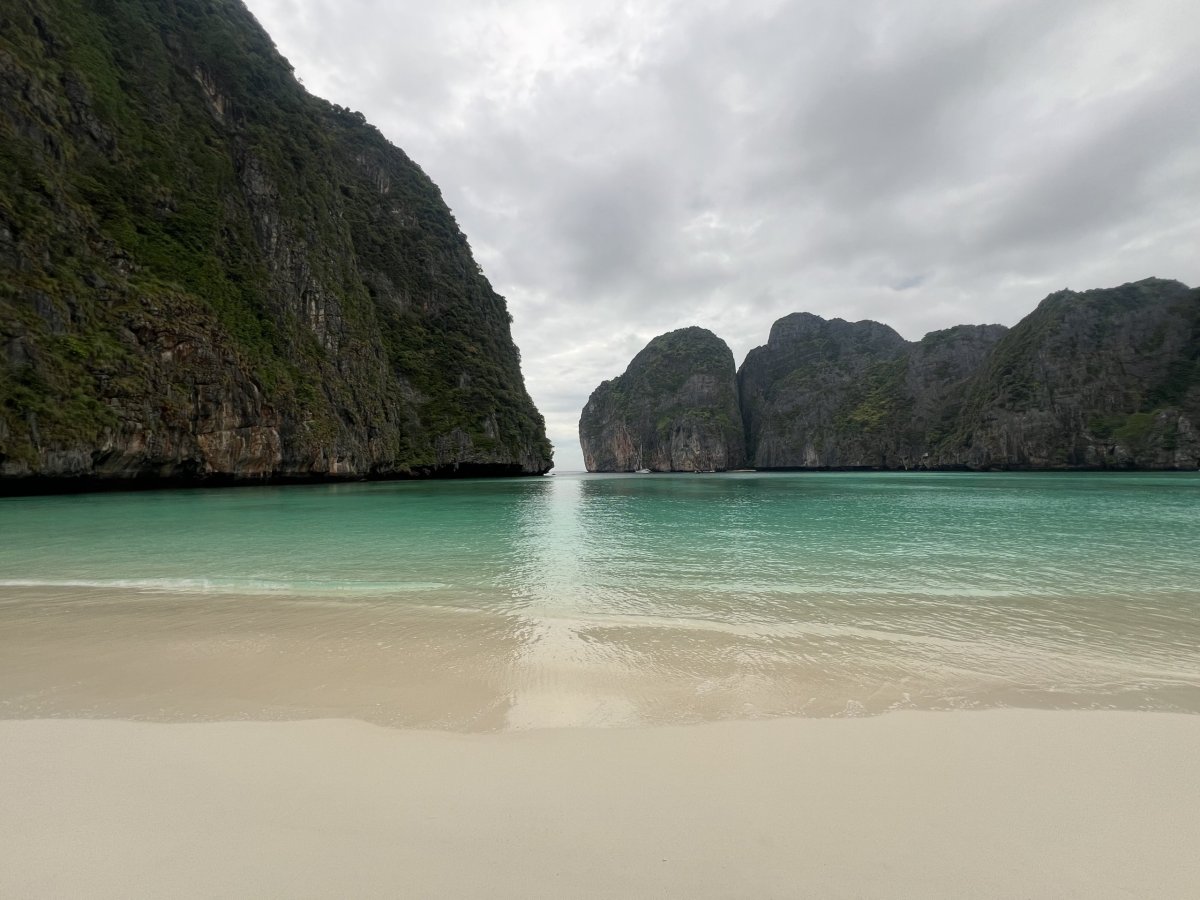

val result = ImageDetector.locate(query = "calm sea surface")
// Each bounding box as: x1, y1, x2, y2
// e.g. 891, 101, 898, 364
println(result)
2, 472, 1198, 727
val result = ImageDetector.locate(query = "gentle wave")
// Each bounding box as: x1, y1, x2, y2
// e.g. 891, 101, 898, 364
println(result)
0, 578, 449, 595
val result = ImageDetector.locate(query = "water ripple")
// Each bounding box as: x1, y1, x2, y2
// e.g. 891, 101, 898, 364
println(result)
1, 471, 1198, 727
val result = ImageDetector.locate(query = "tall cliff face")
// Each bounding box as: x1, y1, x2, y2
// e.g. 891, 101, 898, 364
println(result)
591, 278, 1197, 473
579, 327, 744, 472
737, 279, 1197, 470
942, 279, 1200, 469
737, 313, 911, 467
898, 324, 1010, 463
0, 0, 551, 490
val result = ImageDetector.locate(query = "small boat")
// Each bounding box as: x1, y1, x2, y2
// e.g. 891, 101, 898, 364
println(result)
631, 440, 650, 474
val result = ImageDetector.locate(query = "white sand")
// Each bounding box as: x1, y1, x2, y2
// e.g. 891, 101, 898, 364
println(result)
2, 710, 1198, 899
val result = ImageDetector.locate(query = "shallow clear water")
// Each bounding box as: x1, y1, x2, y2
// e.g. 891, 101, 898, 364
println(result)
2, 472, 1198, 727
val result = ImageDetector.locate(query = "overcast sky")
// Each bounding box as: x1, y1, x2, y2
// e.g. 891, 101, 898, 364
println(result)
245, 0, 1199, 471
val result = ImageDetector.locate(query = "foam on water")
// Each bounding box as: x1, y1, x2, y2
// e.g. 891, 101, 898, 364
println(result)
0, 578, 449, 595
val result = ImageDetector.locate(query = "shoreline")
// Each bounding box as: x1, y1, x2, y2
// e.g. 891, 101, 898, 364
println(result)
3, 466, 1197, 498
5, 584, 1199, 728
3, 709, 1198, 899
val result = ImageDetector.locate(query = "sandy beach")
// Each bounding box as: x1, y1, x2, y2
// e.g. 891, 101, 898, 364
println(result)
2, 710, 1198, 899
3, 475, 1199, 898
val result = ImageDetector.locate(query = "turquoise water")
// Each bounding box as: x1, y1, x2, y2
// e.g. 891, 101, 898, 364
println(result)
2, 472, 1199, 724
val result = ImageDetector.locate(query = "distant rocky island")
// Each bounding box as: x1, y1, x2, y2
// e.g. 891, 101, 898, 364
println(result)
1, 0, 552, 493
579, 327, 745, 472
581, 278, 1200, 471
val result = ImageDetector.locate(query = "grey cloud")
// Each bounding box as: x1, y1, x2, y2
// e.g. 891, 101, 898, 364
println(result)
975, 72, 1200, 251
551, 159, 677, 291
892, 274, 928, 292
761, 2, 1075, 196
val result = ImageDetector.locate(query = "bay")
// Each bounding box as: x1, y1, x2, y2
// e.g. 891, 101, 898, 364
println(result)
2, 472, 1198, 728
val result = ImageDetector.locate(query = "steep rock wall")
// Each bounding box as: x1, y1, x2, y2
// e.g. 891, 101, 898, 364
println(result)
738, 279, 1197, 470
588, 278, 1198, 473
940, 279, 1200, 469
737, 313, 911, 467
0, 0, 551, 491
580, 327, 744, 472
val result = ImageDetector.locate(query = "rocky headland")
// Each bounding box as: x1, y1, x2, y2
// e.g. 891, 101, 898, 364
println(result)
579, 327, 745, 472
0, 0, 551, 493
582, 278, 1200, 471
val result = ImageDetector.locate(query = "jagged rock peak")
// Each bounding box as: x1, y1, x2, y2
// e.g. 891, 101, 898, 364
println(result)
766, 312, 907, 350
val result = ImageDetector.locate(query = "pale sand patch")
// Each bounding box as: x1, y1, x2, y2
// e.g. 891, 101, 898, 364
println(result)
1, 711, 1197, 899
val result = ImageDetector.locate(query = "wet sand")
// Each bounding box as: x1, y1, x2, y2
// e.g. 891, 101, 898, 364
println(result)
2, 711, 1199, 899
4, 587, 1199, 729
3, 586, 1199, 897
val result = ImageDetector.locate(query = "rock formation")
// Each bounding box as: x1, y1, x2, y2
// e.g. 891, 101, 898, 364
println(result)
737, 313, 909, 468
0, 0, 551, 492
584, 278, 1199, 472
738, 316, 1009, 468
579, 327, 744, 471
940, 278, 1200, 469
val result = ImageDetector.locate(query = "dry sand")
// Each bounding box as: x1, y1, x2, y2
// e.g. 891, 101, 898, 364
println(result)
2, 710, 1198, 899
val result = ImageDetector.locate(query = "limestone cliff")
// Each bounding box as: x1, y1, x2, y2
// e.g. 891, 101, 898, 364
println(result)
941, 279, 1200, 469
738, 279, 1197, 470
0, 0, 551, 491
738, 319, 1008, 468
589, 278, 1198, 473
737, 313, 910, 468
579, 327, 744, 472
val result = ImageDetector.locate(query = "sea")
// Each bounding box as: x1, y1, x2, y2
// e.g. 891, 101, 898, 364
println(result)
1, 471, 1198, 729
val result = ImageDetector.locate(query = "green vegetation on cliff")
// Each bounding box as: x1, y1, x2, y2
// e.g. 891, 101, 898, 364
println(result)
1, 0, 550, 487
